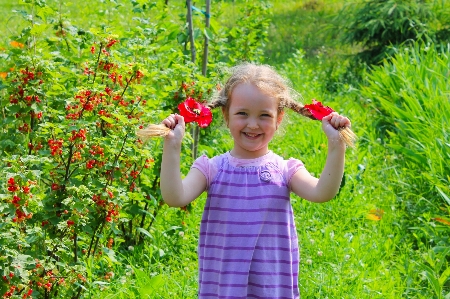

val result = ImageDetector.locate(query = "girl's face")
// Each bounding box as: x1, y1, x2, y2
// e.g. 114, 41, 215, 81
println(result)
225, 83, 283, 159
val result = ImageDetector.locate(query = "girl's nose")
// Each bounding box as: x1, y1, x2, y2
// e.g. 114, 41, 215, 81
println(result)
247, 119, 259, 129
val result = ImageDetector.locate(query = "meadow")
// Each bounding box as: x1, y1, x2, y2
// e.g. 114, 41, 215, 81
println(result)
0, 0, 449, 298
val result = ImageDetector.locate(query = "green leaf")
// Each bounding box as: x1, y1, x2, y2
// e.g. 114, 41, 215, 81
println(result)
436, 186, 450, 206
136, 227, 152, 239
102, 247, 118, 263
204, 28, 213, 40
439, 266, 450, 287
100, 116, 115, 124
417, 261, 442, 296
30, 24, 50, 35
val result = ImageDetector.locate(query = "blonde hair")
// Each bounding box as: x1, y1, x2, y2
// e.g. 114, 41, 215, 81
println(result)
137, 63, 356, 147
208, 63, 315, 121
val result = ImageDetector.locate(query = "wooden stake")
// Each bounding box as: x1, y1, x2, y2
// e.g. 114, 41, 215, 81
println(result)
202, 0, 211, 76
186, 0, 196, 64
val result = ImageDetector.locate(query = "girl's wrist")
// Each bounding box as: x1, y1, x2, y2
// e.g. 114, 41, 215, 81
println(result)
163, 139, 182, 152
327, 137, 347, 151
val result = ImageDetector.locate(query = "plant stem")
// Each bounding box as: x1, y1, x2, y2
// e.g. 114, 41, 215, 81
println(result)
91, 43, 104, 84
87, 222, 101, 258
92, 221, 105, 255
73, 232, 78, 263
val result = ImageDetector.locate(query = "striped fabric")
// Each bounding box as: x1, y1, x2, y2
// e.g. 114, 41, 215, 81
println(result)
196, 152, 302, 299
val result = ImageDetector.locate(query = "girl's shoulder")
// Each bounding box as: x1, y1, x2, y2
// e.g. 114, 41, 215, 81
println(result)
191, 153, 224, 188
268, 153, 306, 186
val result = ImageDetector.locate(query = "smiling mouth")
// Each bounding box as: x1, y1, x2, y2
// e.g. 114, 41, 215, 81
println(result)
243, 132, 261, 138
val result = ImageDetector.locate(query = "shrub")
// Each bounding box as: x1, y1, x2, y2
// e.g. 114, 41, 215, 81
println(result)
336, 0, 449, 65
361, 42, 449, 197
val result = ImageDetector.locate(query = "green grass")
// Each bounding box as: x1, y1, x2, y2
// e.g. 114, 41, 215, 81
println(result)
264, 0, 362, 65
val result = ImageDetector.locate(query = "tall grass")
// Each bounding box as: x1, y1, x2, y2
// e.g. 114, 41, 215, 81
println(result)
360, 41, 450, 298
362, 42, 450, 201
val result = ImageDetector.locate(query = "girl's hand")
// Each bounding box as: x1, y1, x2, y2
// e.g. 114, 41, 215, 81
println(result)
321, 112, 351, 145
162, 114, 185, 147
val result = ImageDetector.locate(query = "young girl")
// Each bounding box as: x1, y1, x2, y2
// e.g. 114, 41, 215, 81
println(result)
160, 63, 351, 299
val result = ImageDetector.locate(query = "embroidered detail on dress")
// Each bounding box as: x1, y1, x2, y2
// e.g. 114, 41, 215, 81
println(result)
259, 170, 272, 182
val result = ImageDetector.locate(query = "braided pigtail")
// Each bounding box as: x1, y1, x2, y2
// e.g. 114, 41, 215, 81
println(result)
206, 97, 226, 110
282, 98, 357, 148
136, 96, 224, 142
283, 99, 316, 121
136, 123, 171, 140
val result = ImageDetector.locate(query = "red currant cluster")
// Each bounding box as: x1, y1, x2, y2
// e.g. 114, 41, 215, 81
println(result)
48, 139, 63, 156
130, 170, 139, 179
106, 38, 119, 48
18, 123, 31, 133
89, 145, 104, 156
92, 194, 107, 207
13, 208, 32, 223
144, 158, 154, 168
7, 178, 20, 192
28, 141, 43, 153
9, 69, 44, 105
7, 178, 37, 223
105, 203, 119, 222
106, 238, 114, 249
108, 72, 124, 86
86, 159, 96, 169
68, 128, 87, 142
2, 272, 33, 298
99, 61, 116, 72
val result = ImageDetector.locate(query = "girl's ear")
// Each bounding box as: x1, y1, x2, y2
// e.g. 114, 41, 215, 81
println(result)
276, 111, 285, 128
222, 107, 229, 126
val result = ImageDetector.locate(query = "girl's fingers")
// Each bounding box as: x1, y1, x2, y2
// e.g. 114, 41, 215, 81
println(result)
162, 114, 186, 131
323, 113, 351, 129
339, 117, 351, 128
175, 114, 185, 129
162, 114, 177, 129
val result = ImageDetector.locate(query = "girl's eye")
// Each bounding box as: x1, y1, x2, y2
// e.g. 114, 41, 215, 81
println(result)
236, 112, 247, 116
261, 114, 271, 117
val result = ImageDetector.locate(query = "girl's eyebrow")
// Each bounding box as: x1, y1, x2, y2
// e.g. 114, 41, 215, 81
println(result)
232, 107, 274, 113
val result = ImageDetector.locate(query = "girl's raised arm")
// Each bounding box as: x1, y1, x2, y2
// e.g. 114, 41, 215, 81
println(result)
160, 114, 207, 207
290, 112, 349, 203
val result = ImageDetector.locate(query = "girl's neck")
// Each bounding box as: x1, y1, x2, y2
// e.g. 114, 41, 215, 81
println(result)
229, 148, 271, 160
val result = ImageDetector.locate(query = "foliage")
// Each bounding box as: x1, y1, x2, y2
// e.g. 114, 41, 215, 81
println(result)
0, 0, 270, 298
361, 42, 449, 198
336, 0, 450, 65
220, 1, 271, 64
360, 41, 450, 297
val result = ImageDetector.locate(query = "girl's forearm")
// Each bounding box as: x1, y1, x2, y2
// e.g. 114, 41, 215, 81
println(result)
160, 142, 185, 207
315, 141, 346, 202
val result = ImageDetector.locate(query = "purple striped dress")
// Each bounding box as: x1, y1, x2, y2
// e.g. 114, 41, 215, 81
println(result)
192, 151, 304, 299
